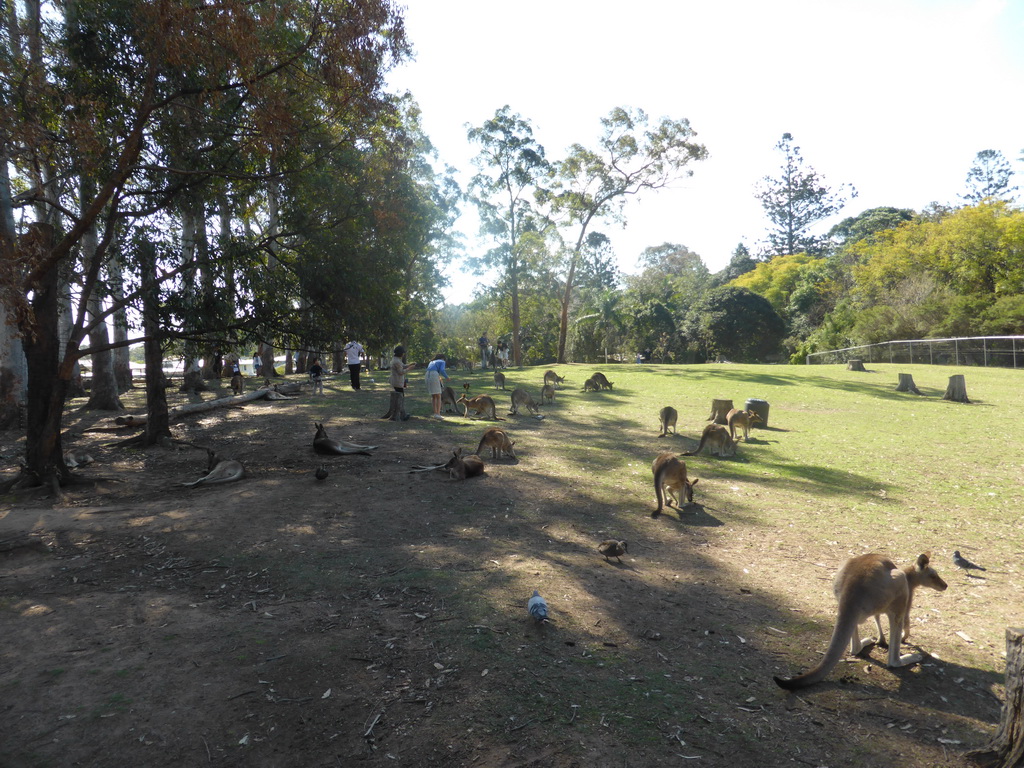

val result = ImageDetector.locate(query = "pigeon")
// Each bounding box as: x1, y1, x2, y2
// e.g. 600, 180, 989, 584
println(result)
527, 590, 550, 624
953, 550, 986, 572
598, 539, 628, 563
315, 464, 329, 481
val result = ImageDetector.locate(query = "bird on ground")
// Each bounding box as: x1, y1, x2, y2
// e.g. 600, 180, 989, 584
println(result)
315, 464, 329, 481
953, 550, 986, 573
527, 590, 550, 624
598, 540, 628, 563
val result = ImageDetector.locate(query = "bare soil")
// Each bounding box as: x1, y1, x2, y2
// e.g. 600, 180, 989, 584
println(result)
0, 374, 1008, 767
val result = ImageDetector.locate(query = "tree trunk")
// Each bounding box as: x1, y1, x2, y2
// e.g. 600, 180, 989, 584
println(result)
258, 341, 276, 380
139, 239, 172, 446
84, 288, 123, 411
332, 341, 343, 373
21, 224, 70, 485
943, 374, 970, 403
380, 391, 408, 421
180, 358, 208, 393
967, 627, 1024, 768
708, 399, 734, 425
895, 373, 922, 395
0, 303, 28, 430
109, 248, 133, 392
58, 269, 86, 399
284, 346, 293, 375
847, 359, 866, 371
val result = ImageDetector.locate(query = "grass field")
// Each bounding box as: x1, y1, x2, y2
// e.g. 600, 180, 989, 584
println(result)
2, 360, 1021, 767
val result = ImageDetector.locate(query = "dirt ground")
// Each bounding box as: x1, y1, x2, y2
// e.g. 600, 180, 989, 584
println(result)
0, 373, 1010, 767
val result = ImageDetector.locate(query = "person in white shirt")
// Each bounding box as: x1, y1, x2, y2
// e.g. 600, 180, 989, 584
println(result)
344, 339, 366, 390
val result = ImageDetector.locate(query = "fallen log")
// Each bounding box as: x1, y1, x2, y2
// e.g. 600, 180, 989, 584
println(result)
113, 389, 272, 428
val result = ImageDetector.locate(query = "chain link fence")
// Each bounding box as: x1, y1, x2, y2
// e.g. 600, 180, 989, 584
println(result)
806, 336, 1024, 368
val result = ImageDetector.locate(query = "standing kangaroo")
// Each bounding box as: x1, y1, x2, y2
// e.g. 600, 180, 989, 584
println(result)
683, 423, 736, 457
508, 388, 542, 417
726, 408, 762, 441
658, 406, 678, 437
774, 553, 948, 690
651, 452, 698, 517
543, 370, 565, 388
494, 370, 506, 390
475, 427, 516, 459
583, 376, 600, 392
591, 372, 614, 390
541, 384, 556, 404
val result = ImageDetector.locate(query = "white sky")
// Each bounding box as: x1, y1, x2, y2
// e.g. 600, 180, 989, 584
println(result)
386, 0, 1024, 303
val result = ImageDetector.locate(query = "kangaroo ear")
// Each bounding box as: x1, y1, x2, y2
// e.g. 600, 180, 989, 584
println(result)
917, 552, 930, 568
690, 478, 699, 486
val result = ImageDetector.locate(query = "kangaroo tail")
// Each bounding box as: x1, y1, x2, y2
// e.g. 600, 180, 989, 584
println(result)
774, 610, 860, 690
652, 465, 666, 516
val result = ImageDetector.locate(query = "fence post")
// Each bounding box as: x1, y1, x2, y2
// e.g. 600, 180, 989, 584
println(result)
984, 338, 988, 367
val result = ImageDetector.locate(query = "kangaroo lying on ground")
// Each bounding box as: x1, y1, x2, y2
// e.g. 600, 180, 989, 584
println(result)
444, 448, 485, 480
457, 394, 505, 421
683, 423, 737, 457
541, 384, 555, 404
475, 427, 517, 460
774, 552, 948, 690
658, 406, 677, 437
543, 370, 565, 388
313, 422, 377, 455
182, 449, 245, 487
651, 452, 699, 517
64, 448, 95, 468
726, 408, 762, 441
591, 372, 613, 390
508, 388, 542, 418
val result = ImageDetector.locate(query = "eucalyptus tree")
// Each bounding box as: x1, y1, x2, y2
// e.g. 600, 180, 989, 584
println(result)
467, 106, 551, 366
0, 0, 411, 488
755, 133, 856, 257
546, 107, 707, 362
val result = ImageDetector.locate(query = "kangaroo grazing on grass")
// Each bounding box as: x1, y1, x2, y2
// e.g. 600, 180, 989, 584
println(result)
182, 449, 245, 487
541, 384, 555, 404
457, 394, 505, 421
543, 370, 565, 388
313, 422, 377, 455
726, 408, 762, 441
440, 386, 459, 414
684, 423, 736, 457
508, 388, 542, 417
591, 372, 613, 390
583, 376, 600, 392
774, 553, 948, 690
658, 406, 677, 437
444, 448, 485, 480
475, 427, 517, 460
651, 452, 699, 517
494, 370, 506, 390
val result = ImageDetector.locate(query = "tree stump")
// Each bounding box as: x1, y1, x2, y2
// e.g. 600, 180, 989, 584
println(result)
967, 627, 1024, 768
943, 374, 970, 403
708, 399, 734, 425
847, 359, 866, 371
895, 373, 922, 395
380, 391, 408, 421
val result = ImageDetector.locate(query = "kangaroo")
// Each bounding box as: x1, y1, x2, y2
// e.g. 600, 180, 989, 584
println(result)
230, 374, 244, 395
591, 372, 614, 390
508, 388, 542, 417
457, 394, 505, 421
313, 422, 377, 455
583, 376, 600, 392
541, 383, 556, 404
440, 386, 459, 414
182, 449, 245, 487
494, 370, 506, 390
543, 370, 565, 388
774, 553, 948, 690
64, 448, 95, 468
658, 406, 678, 437
475, 427, 516, 460
726, 408, 762, 441
651, 452, 699, 517
683, 423, 737, 457
444, 448, 485, 480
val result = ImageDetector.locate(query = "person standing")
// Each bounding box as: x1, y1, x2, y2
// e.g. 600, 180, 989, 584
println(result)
425, 354, 450, 420
252, 352, 262, 377
344, 338, 365, 390
383, 345, 416, 420
478, 333, 490, 370
308, 358, 325, 395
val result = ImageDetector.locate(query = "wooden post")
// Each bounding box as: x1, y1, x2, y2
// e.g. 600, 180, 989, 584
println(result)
943, 374, 970, 403
708, 399, 733, 425
966, 627, 1024, 768
895, 373, 922, 395
847, 359, 866, 371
